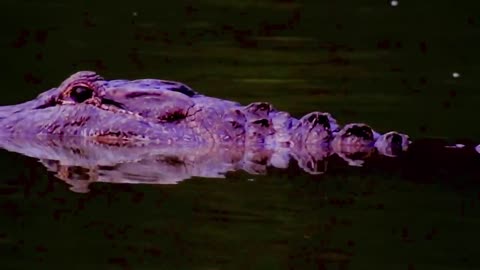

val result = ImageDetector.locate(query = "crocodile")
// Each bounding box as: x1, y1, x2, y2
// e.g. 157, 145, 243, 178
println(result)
0, 71, 410, 156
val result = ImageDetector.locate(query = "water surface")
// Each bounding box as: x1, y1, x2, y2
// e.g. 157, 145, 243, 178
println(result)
1, 0, 480, 269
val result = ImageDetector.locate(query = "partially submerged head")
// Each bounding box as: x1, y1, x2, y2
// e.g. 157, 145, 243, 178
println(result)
0, 71, 211, 144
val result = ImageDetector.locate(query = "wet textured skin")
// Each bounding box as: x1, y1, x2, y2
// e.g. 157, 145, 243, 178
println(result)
0, 71, 410, 153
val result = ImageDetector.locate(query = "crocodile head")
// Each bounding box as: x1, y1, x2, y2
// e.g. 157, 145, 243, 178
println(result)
0, 71, 237, 145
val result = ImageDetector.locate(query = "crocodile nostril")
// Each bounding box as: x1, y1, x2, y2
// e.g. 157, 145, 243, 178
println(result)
71, 86, 93, 103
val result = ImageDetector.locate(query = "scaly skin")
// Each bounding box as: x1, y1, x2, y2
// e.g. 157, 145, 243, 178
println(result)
0, 71, 410, 154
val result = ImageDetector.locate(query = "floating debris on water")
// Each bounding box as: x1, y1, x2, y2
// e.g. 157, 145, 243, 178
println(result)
452, 72, 460, 78
445, 144, 465, 149
132, 11, 138, 17
390, 0, 399, 7
476, 144, 480, 154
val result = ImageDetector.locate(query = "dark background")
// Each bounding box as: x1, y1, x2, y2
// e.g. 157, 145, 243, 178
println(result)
1, 1, 479, 269
2, 0, 480, 138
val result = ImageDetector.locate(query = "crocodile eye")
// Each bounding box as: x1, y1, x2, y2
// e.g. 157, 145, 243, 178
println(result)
71, 86, 93, 103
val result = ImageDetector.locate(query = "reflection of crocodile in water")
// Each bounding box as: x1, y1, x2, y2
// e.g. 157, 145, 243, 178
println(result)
0, 135, 407, 193
0, 71, 409, 154
1, 136, 478, 193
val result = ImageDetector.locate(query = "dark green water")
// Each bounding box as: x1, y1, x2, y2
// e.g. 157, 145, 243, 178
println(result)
1, 0, 480, 269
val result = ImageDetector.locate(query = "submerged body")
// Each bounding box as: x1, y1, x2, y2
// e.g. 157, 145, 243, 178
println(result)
0, 71, 409, 154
